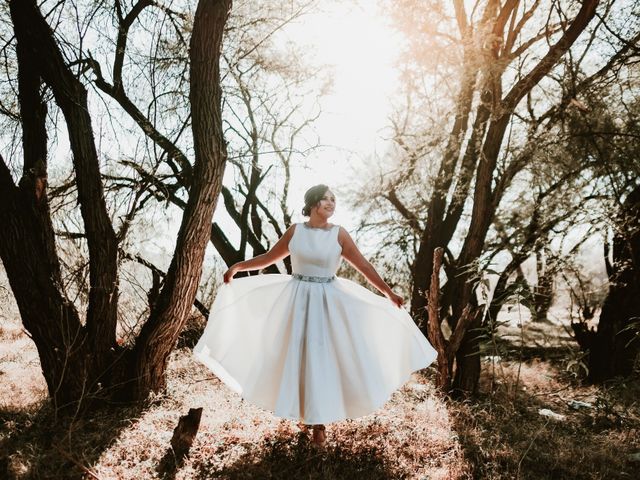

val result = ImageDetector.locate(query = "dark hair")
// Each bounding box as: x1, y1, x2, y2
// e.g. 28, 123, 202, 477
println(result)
301, 184, 330, 216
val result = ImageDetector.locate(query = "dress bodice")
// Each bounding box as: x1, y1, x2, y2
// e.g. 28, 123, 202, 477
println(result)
288, 223, 342, 277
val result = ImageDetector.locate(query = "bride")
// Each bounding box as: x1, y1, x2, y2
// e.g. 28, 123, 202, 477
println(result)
194, 184, 437, 446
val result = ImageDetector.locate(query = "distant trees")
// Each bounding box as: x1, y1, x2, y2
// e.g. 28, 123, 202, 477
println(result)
0, 0, 231, 411
574, 185, 640, 381
567, 78, 640, 381
359, 0, 639, 394
215, 0, 322, 271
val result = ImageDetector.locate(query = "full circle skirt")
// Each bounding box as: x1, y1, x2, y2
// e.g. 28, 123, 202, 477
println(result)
193, 274, 437, 424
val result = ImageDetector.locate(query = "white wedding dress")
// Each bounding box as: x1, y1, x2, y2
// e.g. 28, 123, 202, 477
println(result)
193, 223, 437, 424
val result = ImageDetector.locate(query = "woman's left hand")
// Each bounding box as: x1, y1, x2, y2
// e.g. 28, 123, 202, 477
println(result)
387, 291, 404, 308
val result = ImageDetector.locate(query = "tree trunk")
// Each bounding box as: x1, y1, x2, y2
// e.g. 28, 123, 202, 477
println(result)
576, 185, 640, 381
451, 311, 482, 396
0, 0, 233, 412
130, 0, 232, 400
410, 54, 479, 330
426, 249, 451, 391
0, 164, 91, 410
5, 0, 120, 410
426, 248, 478, 394
533, 246, 554, 322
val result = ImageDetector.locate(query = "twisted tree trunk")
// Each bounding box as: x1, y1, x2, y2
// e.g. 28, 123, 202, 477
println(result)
0, 0, 232, 412
5, 0, 119, 409
131, 0, 232, 399
391, 0, 632, 396
426, 248, 478, 393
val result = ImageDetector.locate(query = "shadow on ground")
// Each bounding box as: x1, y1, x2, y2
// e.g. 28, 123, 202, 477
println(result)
0, 400, 146, 480
192, 430, 399, 480
449, 342, 640, 480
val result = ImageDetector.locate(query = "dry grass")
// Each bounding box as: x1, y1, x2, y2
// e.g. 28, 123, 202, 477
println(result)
1, 298, 639, 479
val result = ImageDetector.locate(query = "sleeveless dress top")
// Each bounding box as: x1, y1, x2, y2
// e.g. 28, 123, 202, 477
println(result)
193, 223, 437, 424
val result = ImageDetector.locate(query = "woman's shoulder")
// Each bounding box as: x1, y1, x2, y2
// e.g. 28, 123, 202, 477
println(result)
335, 225, 351, 246
281, 223, 298, 240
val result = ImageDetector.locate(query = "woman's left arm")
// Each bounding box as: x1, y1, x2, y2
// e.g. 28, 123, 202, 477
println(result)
338, 227, 404, 307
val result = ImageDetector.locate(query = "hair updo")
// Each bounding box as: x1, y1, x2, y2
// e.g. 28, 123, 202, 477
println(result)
301, 184, 330, 217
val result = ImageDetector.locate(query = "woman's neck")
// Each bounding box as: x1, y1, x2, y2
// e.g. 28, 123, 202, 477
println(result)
306, 214, 330, 229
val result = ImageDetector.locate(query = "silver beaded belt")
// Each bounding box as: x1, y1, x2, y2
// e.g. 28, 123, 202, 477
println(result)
292, 273, 336, 283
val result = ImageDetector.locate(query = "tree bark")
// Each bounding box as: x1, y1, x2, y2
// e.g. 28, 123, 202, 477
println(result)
427, 249, 451, 390
0, 157, 90, 411
426, 247, 478, 394
131, 0, 232, 400
10, 0, 120, 382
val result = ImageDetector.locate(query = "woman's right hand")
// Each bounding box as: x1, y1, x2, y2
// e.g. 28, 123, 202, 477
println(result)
223, 264, 239, 283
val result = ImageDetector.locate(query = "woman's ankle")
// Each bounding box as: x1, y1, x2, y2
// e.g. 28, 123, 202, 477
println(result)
311, 424, 326, 445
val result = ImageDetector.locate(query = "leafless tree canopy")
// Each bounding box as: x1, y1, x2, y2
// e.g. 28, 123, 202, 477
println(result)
354, 0, 639, 393
0, 0, 233, 412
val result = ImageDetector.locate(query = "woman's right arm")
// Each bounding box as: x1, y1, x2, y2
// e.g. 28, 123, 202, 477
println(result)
223, 224, 296, 283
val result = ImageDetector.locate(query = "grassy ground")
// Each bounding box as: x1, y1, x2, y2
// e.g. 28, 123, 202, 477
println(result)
1, 306, 639, 479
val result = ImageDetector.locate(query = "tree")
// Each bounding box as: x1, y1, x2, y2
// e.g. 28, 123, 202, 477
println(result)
356, 0, 640, 394
0, 0, 232, 412
566, 76, 640, 380
573, 185, 640, 380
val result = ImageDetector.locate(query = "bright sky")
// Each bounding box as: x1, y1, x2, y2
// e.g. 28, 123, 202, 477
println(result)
278, 1, 404, 227
149, 1, 407, 265
208, 0, 404, 244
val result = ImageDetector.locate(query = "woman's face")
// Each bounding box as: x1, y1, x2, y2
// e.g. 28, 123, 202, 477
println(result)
314, 189, 336, 218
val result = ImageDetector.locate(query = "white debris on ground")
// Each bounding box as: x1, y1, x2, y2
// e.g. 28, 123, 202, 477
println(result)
567, 400, 594, 410
538, 409, 566, 421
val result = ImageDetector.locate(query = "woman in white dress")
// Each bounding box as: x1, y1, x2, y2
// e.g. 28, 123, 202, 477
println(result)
194, 185, 437, 446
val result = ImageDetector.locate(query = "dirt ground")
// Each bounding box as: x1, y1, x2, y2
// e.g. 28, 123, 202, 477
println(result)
1, 302, 639, 479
